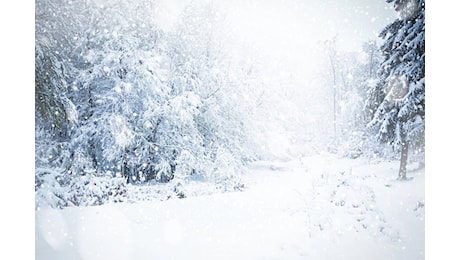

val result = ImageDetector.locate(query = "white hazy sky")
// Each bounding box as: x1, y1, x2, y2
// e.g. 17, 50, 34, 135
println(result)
224, 0, 397, 75
155, 0, 397, 49
227, 0, 395, 47
155, 0, 397, 80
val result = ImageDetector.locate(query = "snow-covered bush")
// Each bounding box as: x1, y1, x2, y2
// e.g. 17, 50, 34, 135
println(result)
209, 146, 245, 191
35, 168, 127, 209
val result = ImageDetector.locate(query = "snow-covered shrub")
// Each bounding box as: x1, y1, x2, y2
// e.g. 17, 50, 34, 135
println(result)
155, 160, 173, 183
209, 146, 245, 191
35, 168, 70, 209
173, 150, 199, 181
35, 168, 127, 209
66, 173, 127, 207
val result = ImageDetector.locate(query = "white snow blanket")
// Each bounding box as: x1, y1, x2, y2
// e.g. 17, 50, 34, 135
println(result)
36, 154, 424, 259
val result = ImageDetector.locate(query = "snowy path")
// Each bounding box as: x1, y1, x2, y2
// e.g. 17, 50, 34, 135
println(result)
36, 155, 424, 260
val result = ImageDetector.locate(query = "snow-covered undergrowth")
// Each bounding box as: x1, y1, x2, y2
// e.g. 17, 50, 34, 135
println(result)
35, 168, 128, 209
36, 154, 424, 259
35, 168, 244, 209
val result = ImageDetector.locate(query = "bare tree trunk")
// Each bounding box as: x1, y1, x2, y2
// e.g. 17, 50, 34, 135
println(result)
325, 37, 338, 143
88, 84, 98, 171
122, 147, 129, 183
330, 57, 337, 142
398, 141, 409, 180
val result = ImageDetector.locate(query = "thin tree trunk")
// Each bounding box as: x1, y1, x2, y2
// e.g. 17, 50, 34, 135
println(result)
398, 141, 409, 180
88, 84, 98, 171
122, 147, 129, 183
330, 56, 337, 142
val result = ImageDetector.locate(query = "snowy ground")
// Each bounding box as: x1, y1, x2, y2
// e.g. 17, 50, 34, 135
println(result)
35, 154, 424, 260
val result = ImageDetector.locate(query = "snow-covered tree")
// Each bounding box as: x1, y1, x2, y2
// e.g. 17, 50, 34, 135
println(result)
35, 0, 265, 207
35, 44, 76, 138
363, 41, 385, 122
368, 0, 425, 180
315, 38, 386, 158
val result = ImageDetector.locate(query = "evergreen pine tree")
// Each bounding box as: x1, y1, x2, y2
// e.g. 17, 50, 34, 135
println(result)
369, 0, 425, 180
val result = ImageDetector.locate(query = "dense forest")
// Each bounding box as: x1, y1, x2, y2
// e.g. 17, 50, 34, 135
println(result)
35, 0, 424, 209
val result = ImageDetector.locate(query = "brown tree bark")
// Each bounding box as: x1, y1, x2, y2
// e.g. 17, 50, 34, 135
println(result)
398, 141, 409, 180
